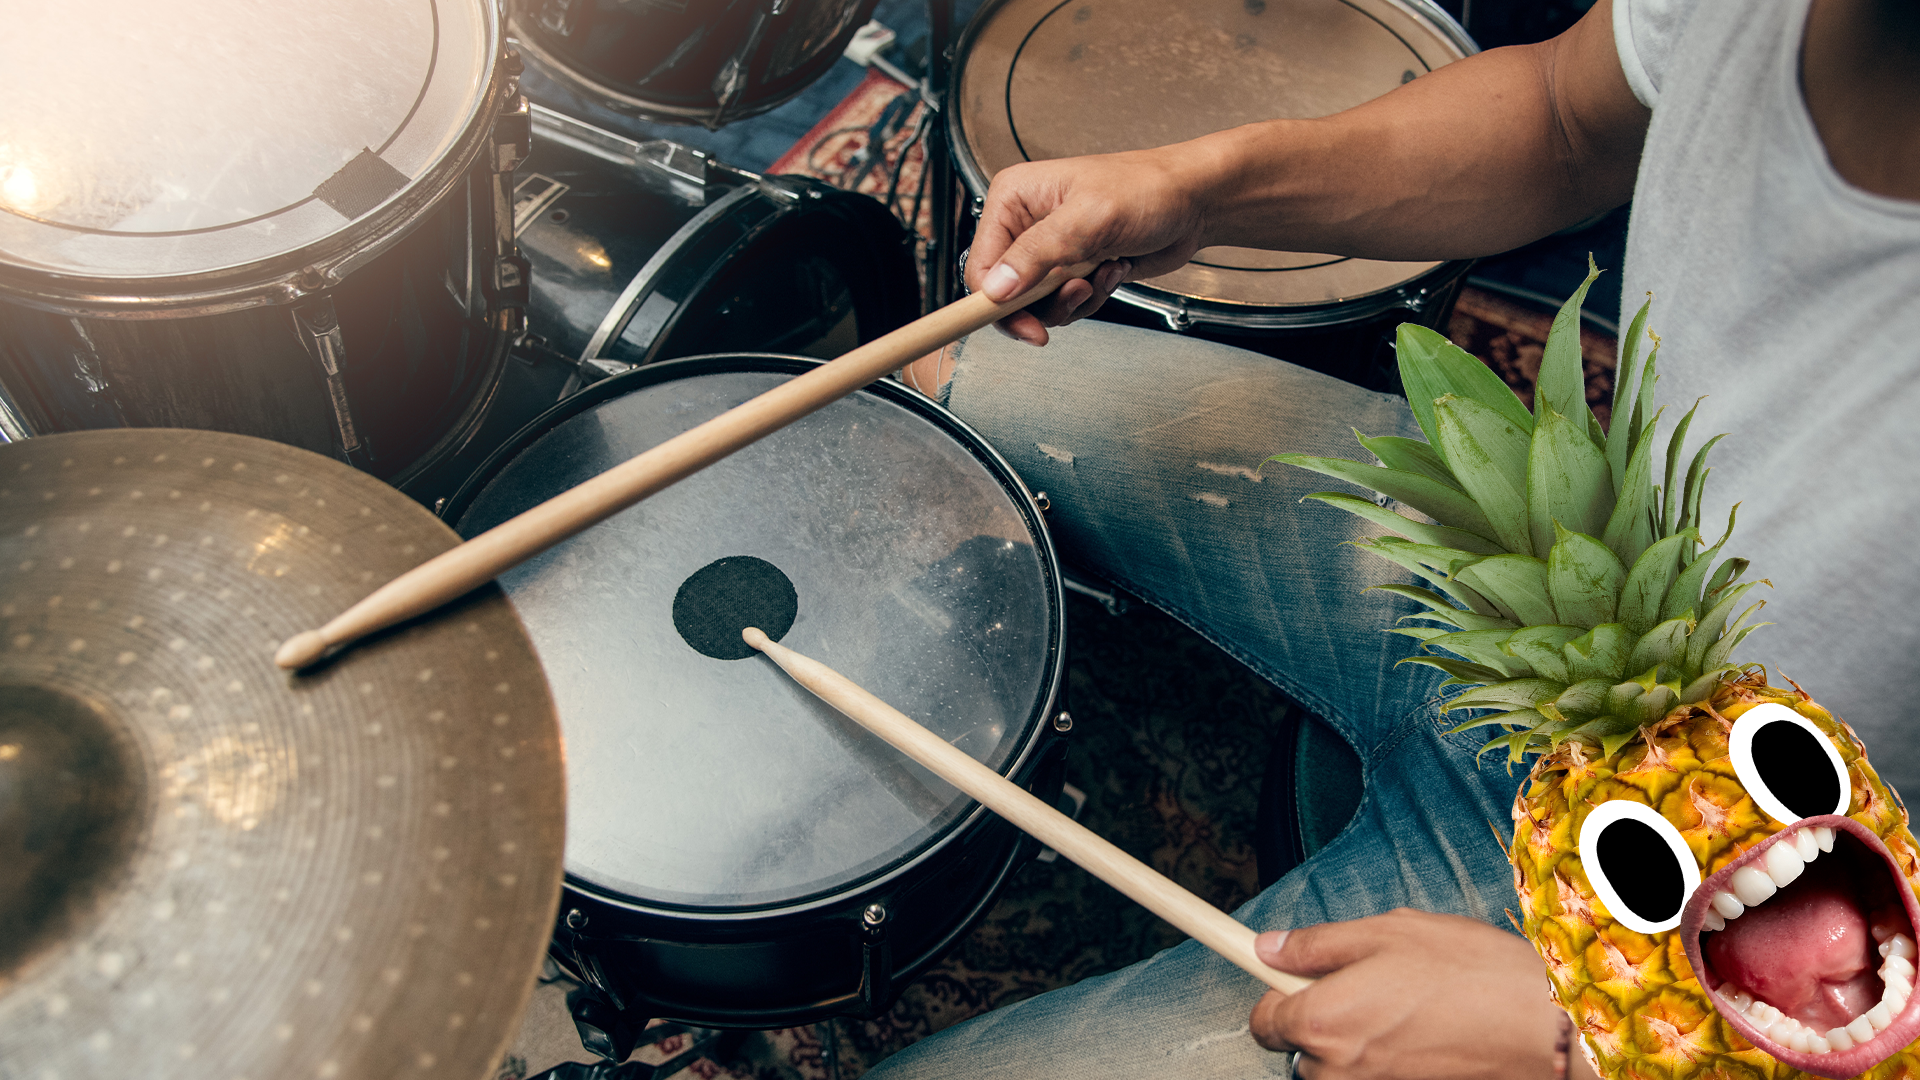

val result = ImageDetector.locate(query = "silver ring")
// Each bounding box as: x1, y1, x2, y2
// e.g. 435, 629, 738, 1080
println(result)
957, 246, 971, 295
1288, 1050, 1305, 1076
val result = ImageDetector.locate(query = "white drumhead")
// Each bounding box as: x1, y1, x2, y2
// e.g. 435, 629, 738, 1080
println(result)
0, 0, 494, 283
455, 362, 1062, 911
954, 0, 1472, 310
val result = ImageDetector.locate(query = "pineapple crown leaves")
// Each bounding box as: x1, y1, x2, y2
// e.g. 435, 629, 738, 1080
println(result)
1268, 260, 1768, 763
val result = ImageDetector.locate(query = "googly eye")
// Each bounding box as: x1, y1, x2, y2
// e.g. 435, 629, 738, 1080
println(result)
1728, 702, 1849, 824
1577, 799, 1701, 934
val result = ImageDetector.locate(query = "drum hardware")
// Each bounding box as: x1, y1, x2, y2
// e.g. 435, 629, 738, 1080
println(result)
744, 628, 1310, 994
534, 1010, 726, 1079
1031, 780, 1089, 864
0, 427, 565, 1080
1061, 570, 1134, 616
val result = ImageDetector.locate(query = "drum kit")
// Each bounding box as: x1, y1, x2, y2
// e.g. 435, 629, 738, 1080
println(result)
0, 0, 1472, 1076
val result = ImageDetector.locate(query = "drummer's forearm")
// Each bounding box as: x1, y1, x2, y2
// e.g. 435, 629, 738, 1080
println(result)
1183, 0, 1648, 260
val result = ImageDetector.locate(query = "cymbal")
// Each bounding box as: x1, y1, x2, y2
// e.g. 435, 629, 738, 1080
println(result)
0, 429, 565, 1080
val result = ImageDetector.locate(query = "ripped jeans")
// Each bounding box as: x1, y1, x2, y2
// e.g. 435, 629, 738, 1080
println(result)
863, 321, 1528, 1079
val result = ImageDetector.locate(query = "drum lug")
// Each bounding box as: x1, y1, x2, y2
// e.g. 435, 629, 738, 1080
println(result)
856, 902, 893, 1017
1162, 302, 1193, 333
564, 984, 651, 1063
493, 94, 533, 175
291, 297, 374, 470
1397, 285, 1432, 313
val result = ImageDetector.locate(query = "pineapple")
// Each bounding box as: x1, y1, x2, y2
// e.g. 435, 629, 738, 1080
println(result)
1270, 263, 1920, 1080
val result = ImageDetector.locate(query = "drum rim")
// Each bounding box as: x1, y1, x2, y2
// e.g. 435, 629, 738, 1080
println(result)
946, 0, 1478, 324
0, 10, 510, 319
506, 0, 879, 128
444, 353, 1069, 922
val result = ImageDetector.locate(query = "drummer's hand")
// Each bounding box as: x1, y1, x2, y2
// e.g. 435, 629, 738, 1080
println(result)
1249, 909, 1590, 1080
969, 146, 1214, 345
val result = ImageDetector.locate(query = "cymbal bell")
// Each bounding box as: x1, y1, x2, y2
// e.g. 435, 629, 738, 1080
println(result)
0, 428, 565, 1080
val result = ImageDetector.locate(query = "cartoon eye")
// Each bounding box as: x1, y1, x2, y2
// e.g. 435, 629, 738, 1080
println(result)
1578, 800, 1702, 934
1728, 702, 1849, 823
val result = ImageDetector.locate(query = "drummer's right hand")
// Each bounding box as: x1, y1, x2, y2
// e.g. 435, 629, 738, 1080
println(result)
969, 145, 1215, 345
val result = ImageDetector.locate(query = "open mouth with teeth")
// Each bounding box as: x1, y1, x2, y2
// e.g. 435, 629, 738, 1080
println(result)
1683, 815, 1920, 1078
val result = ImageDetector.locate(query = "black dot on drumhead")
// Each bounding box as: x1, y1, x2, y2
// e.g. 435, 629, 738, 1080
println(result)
672, 556, 798, 660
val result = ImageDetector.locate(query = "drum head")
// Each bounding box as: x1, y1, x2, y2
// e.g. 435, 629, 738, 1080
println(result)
453, 357, 1062, 912
953, 0, 1472, 311
0, 0, 495, 284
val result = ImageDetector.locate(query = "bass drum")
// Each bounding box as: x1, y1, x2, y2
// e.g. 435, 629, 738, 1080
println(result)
0, 0, 530, 501
510, 0, 879, 129
445, 354, 1069, 1032
404, 107, 923, 504
950, 0, 1478, 389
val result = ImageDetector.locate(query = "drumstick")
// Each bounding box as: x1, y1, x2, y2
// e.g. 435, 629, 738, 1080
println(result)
275, 263, 1100, 670
740, 627, 1312, 996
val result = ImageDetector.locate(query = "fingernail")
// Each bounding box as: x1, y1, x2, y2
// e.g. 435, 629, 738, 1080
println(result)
982, 263, 1021, 301
1255, 930, 1289, 960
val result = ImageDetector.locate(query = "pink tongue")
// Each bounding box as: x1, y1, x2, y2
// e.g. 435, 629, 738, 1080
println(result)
1706, 869, 1882, 1029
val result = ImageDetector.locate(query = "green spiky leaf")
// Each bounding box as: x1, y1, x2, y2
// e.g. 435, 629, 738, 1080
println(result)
1563, 623, 1633, 683
1269, 456, 1498, 540
1355, 432, 1459, 490
1535, 258, 1603, 424
1442, 679, 1565, 712
1546, 525, 1625, 628
1298, 493, 1506, 554
1502, 625, 1585, 683
1454, 555, 1557, 626
1395, 324, 1535, 455
1599, 404, 1664, 567
1626, 618, 1692, 680
1606, 297, 1655, 494
1617, 530, 1696, 636
1661, 505, 1737, 622
1527, 406, 1613, 556
1433, 395, 1534, 555
1399, 655, 1507, 687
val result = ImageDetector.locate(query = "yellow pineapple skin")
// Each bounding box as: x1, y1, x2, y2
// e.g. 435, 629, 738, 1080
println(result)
1510, 670, 1920, 1080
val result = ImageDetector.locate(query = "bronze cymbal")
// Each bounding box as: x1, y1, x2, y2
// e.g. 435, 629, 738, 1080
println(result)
0, 429, 564, 1080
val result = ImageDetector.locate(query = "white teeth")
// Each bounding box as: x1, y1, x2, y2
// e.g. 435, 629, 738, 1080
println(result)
1770, 1018, 1803, 1044
1826, 1026, 1855, 1052
1811, 1034, 1832, 1054
1764, 842, 1807, 887
1789, 1028, 1815, 1053
1714, 891, 1747, 919
1795, 829, 1822, 861
1875, 924, 1896, 945
1867, 1002, 1894, 1032
1752, 1002, 1783, 1024
1704, 908, 1727, 932
1847, 1015, 1876, 1044
1891, 934, 1918, 961
1813, 826, 1836, 852
1726, 988, 1754, 1012
1887, 953, 1915, 981
1733, 866, 1779, 907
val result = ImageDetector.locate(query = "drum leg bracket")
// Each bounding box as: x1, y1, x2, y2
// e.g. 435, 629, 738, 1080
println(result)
856, 903, 894, 1017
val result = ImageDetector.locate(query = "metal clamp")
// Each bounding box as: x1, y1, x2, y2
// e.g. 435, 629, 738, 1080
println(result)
291, 296, 371, 468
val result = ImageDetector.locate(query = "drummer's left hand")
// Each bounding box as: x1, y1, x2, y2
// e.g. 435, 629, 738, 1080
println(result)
1249, 909, 1591, 1080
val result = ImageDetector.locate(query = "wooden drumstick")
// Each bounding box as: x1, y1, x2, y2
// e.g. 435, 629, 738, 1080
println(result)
275, 264, 1100, 669
740, 627, 1312, 996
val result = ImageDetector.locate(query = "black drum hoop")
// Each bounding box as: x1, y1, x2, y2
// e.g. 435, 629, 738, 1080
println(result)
444, 353, 1069, 922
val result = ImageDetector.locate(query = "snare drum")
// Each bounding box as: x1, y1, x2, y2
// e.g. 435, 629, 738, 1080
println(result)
509, 0, 880, 129
950, 0, 1478, 387
445, 355, 1068, 1031
0, 0, 530, 501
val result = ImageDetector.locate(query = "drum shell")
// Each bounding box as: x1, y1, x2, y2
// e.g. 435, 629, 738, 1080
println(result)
514, 109, 921, 372
445, 354, 1069, 1027
0, 166, 514, 490
510, 0, 879, 129
553, 737, 1067, 1027
947, 0, 1477, 389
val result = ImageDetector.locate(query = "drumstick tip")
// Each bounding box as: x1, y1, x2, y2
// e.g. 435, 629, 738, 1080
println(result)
275, 630, 329, 670
741, 626, 772, 651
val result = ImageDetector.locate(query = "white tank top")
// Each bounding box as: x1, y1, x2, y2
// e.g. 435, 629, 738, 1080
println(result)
1617, 0, 1920, 794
